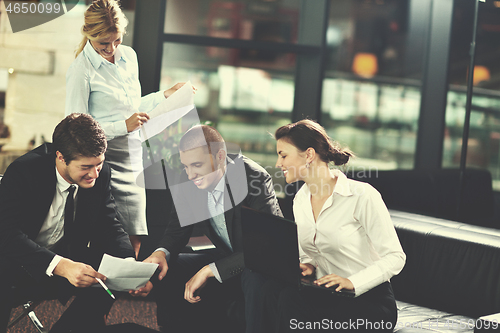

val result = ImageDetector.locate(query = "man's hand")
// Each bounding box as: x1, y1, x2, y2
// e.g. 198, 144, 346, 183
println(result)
129, 251, 167, 298
300, 263, 315, 276
144, 251, 168, 280
129, 281, 153, 297
53, 258, 105, 288
184, 265, 214, 303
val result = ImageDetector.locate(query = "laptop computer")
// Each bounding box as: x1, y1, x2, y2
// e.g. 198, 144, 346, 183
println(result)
241, 206, 355, 298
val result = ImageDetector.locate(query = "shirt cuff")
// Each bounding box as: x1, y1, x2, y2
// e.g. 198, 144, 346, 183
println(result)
154, 247, 171, 263
209, 262, 222, 283
46, 255, 63, 277
101, 120, 128, 140
155, 90, 166, 103
347, 265, 383, 296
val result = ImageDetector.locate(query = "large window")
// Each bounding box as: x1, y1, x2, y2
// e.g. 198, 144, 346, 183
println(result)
322, 0, 422, 172
160, 43, 296, 189
134, 0, 500, 194
160, 0, 306, 193
443, 0, 500, 190
164, 0, 300, 43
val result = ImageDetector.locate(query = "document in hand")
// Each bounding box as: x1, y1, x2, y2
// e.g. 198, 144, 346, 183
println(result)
139, 80, 196, 141
97, 254, 159, 292
130, 80, 200, 189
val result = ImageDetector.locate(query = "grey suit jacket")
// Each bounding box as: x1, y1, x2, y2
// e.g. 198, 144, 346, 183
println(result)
158, 153, 282, 281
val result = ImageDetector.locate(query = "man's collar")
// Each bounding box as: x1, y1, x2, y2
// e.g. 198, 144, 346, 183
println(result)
55, 166, 79, 194
212, 172, 225, 194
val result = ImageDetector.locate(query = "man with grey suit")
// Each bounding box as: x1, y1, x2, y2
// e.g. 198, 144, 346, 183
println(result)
135, 125, 282, 333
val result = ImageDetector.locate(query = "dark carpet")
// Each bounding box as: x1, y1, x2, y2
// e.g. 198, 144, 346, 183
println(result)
6, 294, 160, 332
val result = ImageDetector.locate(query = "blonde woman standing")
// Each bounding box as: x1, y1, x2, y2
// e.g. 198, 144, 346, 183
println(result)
65, 0, 184, 256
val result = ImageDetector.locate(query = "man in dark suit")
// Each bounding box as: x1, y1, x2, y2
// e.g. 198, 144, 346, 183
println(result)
0, 113, 135, 333
135, 125, 282, 333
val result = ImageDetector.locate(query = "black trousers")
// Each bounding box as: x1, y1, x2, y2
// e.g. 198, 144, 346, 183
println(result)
0, 259, 115, 333
261, 280, 397, 333
153, 251, 268, 333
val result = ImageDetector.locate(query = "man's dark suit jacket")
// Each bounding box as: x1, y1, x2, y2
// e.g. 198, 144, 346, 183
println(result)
159, 153, 282, 282
0, 143, 135, 284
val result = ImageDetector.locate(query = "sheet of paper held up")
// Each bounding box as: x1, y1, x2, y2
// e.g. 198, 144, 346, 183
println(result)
148, 80, 194, 119
139, 80, 196, 142
97, 254, 158, 292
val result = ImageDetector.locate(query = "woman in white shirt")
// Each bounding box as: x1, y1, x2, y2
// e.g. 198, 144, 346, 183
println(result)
65, 0, 184, 256
262, 119, 406, 332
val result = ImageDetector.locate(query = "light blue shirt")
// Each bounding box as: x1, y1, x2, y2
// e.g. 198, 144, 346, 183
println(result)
207, 175, 232, 251
65, 40, 165, 140
156, 158, 237, 283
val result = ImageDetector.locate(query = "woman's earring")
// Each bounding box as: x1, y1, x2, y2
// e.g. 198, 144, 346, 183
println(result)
305, 162, 310, 169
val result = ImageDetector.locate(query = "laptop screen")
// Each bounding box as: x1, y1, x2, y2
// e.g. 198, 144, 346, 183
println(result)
241, 206, 301, 288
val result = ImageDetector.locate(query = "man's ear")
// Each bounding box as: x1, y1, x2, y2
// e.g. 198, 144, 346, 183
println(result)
55, 151, 66, 164
216, 149, 226, 167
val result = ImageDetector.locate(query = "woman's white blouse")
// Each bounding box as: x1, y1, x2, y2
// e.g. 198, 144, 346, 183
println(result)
65, 40, 164, 140
293, 169, 406, 296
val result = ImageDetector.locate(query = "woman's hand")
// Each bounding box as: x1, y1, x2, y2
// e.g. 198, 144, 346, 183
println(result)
163, 82, 197, 98
126, 112, 150, 132
300, 263, 315, 276
314, 273, 354, 292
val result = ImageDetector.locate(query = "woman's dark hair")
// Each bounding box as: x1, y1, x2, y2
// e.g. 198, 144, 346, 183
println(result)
52, 113, 107, 164
275, 119, 353, 166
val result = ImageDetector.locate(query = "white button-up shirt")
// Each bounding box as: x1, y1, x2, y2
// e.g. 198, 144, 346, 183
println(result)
35, 167, 79, 277
65, 40, 164, 140
293, 169, 406, 296
35, 168, 79, 250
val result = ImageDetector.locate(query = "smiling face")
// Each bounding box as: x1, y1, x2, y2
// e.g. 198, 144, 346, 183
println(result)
276, 139, 307, 184
90, 32, 122, 62
180, 146, 224, 191
56, 152, 105, 189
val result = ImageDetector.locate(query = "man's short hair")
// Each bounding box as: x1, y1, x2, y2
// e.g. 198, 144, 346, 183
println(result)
52, 113, 107, 164
178, 125, 226, 157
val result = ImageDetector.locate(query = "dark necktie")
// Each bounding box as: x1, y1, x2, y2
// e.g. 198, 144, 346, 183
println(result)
64, 185, 76, 254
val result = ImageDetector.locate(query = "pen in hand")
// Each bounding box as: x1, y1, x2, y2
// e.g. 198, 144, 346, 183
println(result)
95, 277, 115, 300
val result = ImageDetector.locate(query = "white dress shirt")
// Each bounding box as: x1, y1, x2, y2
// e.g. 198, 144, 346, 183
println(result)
293, 169, 406, 296
65, 40, 164, 140
35, 167, 78, 276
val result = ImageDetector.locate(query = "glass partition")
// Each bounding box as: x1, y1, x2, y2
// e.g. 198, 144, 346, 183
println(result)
164, 0, 300, 44
160, 43, 296, 192
322, 0, 422, 173
443, 0, 500, 190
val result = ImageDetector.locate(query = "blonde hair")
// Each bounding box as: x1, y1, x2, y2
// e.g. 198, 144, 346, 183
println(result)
75, 0, 128, 57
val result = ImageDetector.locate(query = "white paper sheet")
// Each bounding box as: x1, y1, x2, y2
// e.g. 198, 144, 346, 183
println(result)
97, 254, 158, 292
148, 80, 194, 119
139, 104, 196, 142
